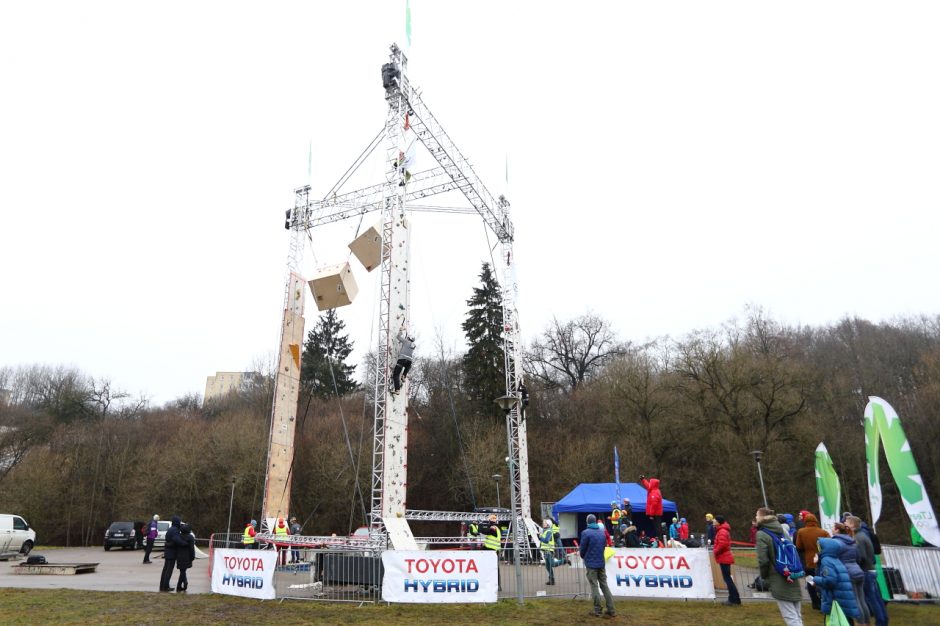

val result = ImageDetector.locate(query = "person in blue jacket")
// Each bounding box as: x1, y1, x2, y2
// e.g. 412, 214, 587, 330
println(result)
579, 514, 616, 618
832, 523, 871, 625
813, 537, 861, 621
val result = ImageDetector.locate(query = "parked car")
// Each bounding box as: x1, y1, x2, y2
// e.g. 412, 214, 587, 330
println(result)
0, 513, 37, 556
153, 519, 191, 549
104, 521, 139, 551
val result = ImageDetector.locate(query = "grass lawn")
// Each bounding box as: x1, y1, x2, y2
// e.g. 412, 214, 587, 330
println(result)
730, 549, 758, 569
1, 589, 938, 625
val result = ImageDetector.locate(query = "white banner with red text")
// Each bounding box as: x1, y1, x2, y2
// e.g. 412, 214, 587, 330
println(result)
381, 550, 497, 603
211, 548, 277, 600
605, 548, 715, 599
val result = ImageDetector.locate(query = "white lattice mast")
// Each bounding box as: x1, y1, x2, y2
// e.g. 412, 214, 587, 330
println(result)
496, 198, 538, 550
369, 44, 413, 542
261, 186, 310, 529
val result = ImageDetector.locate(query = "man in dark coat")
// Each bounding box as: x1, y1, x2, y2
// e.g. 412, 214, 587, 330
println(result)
847, 516, 887, 626
579, 514, 616, 618
175, 522, 196, 592
159, 515, 187, 592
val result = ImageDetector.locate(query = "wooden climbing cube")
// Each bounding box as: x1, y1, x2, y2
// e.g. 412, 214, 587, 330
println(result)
308, 262, 358, 311
348, 221, 382, 272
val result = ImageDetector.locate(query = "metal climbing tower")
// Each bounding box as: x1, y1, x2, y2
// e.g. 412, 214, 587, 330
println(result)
275, 42, 538, 549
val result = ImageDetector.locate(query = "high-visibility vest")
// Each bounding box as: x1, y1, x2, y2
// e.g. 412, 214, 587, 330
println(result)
552, 522, 560, 538
611, 508, 621, 526
539, 528, 554, 552
275, 524, 288, 537
483, 526, 501, 551
468, 523, 479, 536
243, 526, 255, 545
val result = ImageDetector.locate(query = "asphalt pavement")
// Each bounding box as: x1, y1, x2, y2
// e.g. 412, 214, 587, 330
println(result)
0, 546, 210, 594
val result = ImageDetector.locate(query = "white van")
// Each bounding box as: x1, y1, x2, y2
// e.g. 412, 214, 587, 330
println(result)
0, 514, 36, 556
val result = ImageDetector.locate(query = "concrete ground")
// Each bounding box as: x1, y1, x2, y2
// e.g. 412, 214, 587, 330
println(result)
0, 547, 210, 594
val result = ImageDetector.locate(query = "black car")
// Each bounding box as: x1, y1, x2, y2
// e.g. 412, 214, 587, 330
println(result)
104, 521, 139, 550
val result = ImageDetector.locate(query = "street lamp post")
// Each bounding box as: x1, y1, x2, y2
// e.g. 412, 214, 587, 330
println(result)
492, 474, 502, 509
495, 394, 524, 606
226, 475, 237, 548
750, 451, 769, 509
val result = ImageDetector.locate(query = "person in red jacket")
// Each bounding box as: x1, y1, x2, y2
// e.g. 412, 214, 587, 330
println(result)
640, 475, 663, 538
713, 515, 741, 606
678, 518, 690, 541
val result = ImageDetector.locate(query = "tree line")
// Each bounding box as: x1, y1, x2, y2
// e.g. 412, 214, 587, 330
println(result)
2, 265, 938, 546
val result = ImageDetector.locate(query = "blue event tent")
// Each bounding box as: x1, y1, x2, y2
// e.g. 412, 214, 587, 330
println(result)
551, 482, 679, 539
552, 482, 677, 515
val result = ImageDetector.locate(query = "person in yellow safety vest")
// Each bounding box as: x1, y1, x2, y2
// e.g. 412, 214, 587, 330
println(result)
275, 517, 289, 544
467, 521, 481, 548
610, 501, 622, 533
481, 514, 502, 591
552, 518, 564, 561
274, 517, 289, 562
540, 519, 557, 585
243, 520, 257, 549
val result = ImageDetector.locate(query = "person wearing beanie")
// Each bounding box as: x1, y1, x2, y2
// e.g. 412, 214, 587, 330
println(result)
159, 515, 186, 592
243, 519, 257, 549
481, 513, 503, 591
579, 514, 616, 618
678, 518, 690, 541
794, 513, 829, 610
143, 514, 159, 564
704, 513, 716, 544
756, 507, 804, 625
713, 515, 741, 606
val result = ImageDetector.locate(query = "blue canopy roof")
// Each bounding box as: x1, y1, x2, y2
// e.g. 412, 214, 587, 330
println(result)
552, 482, 678, 517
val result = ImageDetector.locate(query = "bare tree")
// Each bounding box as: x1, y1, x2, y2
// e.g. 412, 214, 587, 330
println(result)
526, 313, 626, 392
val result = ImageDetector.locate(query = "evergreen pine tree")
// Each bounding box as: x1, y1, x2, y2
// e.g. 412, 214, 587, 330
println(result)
461, 263, 506, 416
300, 309, 358, 399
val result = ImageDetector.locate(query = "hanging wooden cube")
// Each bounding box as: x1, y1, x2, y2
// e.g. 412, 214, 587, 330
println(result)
308, 262, 358, 310
348, 221, 382, 271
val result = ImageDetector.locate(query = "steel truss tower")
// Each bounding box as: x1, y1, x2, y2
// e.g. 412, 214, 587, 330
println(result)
277, 43, 539, 548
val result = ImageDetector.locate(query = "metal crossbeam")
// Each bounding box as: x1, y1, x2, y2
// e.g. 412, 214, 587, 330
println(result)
294, 167, 460, 229
405, 509, 510, 522
395, 75, 513, 244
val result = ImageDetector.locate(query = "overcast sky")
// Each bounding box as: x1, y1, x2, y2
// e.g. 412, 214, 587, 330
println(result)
2, 1, 939, 405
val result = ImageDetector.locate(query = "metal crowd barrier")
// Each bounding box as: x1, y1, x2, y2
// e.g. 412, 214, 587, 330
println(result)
207, 533, 805, 603
881, 544, 940, 598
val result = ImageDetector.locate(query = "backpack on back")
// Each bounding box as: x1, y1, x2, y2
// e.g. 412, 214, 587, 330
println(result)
760, 529, 805, 582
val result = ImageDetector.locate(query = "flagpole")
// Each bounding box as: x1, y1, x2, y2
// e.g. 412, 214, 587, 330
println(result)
614, 447, 621, 506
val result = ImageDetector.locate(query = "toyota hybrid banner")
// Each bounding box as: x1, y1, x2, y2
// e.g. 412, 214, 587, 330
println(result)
606, 548, 715, 599
382, 550, 497, 603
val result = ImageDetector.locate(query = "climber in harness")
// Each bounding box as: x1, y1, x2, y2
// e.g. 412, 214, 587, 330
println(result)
392, 329, 416, 394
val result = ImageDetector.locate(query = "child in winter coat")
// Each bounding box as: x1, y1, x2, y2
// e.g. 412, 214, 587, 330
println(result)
175, 523, 196, 592
813, 537, 860, 620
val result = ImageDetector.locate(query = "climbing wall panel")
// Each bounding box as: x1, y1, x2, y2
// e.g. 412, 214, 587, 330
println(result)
262, 272, 305, 524
308, 262, 358, 311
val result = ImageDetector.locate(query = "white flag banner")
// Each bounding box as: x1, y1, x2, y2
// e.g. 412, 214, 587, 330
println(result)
211, 548, 277, 600
605, 548, 715, 599
381, 550, 497, 603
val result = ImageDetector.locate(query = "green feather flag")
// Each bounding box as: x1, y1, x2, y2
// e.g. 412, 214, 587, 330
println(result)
405, 0, 412, 47
815, 442, 841, 531
866, 396, 940, 546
